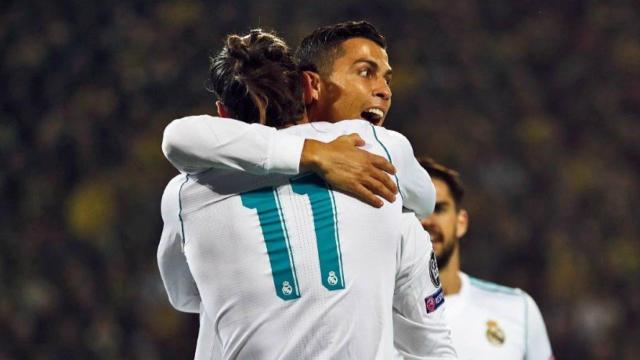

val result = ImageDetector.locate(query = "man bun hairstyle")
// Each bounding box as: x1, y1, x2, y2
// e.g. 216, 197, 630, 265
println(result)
208, 29, 305, 127
295, 20, 386, 76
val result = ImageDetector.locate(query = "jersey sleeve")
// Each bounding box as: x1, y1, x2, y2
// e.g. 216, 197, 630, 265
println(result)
393, 214, 457, 359
162, 115, 305, 175
373, 127, 435, 219
524, 293, 554, 360
157, 176, 201, 313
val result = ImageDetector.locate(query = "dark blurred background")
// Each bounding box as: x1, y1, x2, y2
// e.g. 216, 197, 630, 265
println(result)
1, 0, 639, 359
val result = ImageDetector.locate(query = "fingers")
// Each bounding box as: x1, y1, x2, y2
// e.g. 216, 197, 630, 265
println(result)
343, 133, 365, 147
370, 154, 396, 175
369, 167, 398, 196
362, 175, 396, 204
350, 184, 384, 208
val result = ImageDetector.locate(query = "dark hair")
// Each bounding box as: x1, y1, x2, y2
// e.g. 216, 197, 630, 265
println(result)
295, 20, 386, 76
208, 29, 305, 128
419, 157, 465, 208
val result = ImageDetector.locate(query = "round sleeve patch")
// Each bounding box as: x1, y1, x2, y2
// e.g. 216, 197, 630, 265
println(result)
429, 251, 441, 288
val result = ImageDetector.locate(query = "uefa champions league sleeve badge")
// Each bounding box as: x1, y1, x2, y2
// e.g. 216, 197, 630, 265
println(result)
429, 251, 441, 288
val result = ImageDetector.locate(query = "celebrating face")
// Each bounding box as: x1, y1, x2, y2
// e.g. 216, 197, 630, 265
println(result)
314, 38, 392, 126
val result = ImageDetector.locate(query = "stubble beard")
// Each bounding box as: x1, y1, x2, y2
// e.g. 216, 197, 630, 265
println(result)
435, 236, 458, 269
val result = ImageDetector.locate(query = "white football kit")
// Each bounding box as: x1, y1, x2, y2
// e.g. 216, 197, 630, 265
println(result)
444, 272, 553, 360
158, 115, 456, 359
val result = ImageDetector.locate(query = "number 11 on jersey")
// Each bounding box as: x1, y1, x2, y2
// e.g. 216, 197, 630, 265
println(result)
241, 175, 345, 301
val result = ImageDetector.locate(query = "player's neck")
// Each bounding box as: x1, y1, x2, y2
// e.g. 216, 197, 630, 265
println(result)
440, 249, 462, 296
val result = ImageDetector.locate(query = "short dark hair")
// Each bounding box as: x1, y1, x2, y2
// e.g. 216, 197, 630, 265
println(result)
419, 157, 465, 208
208, 29, 305, 128
295, 20, 386, 76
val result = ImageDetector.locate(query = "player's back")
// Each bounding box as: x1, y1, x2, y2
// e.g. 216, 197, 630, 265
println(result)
169, 120, 406, 359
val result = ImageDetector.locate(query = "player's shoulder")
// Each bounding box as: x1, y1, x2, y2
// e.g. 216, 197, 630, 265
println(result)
161, 173, 189, 212
466, 274, 526, 300
164, 173, 189, 192
165, 114, 216, 130
367, 124, 413, 157
174, 114, 218, 122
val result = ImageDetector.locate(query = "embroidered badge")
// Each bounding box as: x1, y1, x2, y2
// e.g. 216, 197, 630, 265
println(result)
424, 287, 445, 313
429, 251, 441, 288
486, 320, 505, 346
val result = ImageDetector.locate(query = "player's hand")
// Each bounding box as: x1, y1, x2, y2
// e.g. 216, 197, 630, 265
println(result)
300, 134, 398, 208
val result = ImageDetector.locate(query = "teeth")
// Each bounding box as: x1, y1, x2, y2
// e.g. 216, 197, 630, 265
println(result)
366, 108, 384, 117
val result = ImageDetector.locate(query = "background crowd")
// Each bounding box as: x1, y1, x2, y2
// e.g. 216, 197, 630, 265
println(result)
1, 0, 638, 358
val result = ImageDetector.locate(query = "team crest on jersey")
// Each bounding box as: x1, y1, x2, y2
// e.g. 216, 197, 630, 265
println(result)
282, 281, 293, 296
327, 271, 338, 286
485, 320, 505, 346
424, 287, 444, 313
429, 251, 441, 288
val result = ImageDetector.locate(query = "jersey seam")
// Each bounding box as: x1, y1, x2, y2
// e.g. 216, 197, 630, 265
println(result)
178, 175, 190, 251
327, 185, 345, 286
369, 124, 404, 201
274, 187, 301, 297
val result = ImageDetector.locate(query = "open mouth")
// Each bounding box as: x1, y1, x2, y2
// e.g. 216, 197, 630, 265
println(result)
361, 108, 384, 124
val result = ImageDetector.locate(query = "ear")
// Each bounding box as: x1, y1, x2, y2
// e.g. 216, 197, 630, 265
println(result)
456, 209, 469, 238
301, 71, 321, 105
216, 101, 230, 118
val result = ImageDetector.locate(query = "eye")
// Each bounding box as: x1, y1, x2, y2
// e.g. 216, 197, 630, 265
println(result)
358, 67, 372, 78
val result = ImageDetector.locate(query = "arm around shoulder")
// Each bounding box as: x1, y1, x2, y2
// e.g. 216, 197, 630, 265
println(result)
162, 115, 304, 175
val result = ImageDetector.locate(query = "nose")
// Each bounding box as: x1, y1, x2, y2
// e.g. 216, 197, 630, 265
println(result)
373, 79, 391, 101
421, 216, 435, 231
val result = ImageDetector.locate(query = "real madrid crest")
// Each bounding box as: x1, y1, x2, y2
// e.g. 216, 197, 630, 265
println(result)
429, 251, 441, 288
485, 320, 505, 346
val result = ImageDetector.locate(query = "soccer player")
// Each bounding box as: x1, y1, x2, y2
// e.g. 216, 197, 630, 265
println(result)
418, 158, 553, 359
159, 28, 456, 359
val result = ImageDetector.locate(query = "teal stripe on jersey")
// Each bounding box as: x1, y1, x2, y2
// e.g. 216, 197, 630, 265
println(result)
274, 188, 301, 297
291, 174, 345, 291
241, 187, 301, 301
468, 276, 521, 295
178, 175, 190, 248
369, 124, 403, 201
328, 186, 345, 287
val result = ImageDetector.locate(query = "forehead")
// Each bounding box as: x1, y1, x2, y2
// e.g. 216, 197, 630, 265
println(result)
433, 178, 454, 203
332, 37, 390, 70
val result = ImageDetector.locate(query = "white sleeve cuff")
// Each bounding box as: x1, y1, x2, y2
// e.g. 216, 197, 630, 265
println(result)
266, 131, 305, 175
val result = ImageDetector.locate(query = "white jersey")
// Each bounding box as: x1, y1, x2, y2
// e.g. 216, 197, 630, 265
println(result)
158, 116, 455, 359
444, 272, 553, 360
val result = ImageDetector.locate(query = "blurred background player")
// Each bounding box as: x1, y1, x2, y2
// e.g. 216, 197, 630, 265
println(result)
160, 29, 455, 359
419, 157, 553, 359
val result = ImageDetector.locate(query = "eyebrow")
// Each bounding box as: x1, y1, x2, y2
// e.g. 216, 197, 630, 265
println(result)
354, 59, 393, 78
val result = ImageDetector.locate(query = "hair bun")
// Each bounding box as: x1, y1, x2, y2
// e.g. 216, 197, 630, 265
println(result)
226, 35, 250, 63
210, 29, 304, 127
